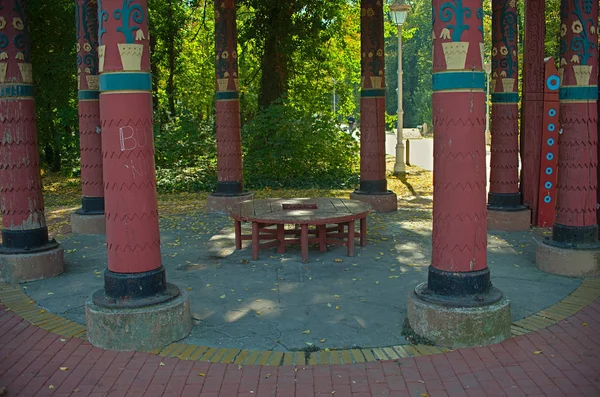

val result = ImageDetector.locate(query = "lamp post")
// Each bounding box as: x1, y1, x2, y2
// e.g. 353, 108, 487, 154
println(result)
484, 62, 491, 145
390, 1, 410, 175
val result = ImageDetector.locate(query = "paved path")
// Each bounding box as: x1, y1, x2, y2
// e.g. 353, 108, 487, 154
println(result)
1, 296, 599, 396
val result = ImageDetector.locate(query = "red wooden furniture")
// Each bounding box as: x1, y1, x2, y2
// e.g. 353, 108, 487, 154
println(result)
230, 198, 371, 262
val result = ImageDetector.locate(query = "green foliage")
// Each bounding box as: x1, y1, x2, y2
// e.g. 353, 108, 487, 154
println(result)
242, 100, 359, 189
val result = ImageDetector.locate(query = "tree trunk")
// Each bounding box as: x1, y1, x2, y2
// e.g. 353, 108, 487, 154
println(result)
166, 0, 177, 117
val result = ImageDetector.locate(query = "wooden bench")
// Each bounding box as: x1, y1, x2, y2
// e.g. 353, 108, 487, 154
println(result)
230, 198, 371, 262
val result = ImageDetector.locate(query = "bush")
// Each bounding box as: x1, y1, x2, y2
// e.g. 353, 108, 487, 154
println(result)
242, 100, 359, 189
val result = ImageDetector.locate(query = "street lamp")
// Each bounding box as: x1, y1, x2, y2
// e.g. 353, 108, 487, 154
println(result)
390, 0, 410, 175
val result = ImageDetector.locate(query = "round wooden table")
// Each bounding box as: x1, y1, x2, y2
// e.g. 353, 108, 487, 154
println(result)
230, 198, 371, 262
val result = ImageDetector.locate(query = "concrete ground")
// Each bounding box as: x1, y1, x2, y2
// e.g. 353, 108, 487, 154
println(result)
20, 208, 580, 352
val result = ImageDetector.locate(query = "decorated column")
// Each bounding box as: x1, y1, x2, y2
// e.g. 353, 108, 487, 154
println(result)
520, 0, 545, 224
71, 0, 105, 234
536, 0, 599, 277
85, 0, 191, 351
207, 0, 252, 213
407, 0, 510, 348
349, 0, 397, 212
0, 0, 64, 283
487, 0, 530, 231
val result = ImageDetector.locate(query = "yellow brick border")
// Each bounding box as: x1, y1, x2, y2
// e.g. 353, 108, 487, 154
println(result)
1, 278, 599, 366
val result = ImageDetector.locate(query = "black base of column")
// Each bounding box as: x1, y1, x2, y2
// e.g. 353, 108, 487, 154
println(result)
92, 266, 180, 308
354, 179, 390, 195
487, 192, 525, 211
0, 227, 59, 254
76, 196, 105, 215
213, 181, 244, 196
545, 223, 600, 249
415, 266, 503, 308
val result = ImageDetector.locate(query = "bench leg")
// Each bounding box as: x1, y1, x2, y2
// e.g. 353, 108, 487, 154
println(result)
234, 220, 242, 250
360, 217, 367, 246
277, 224, 285, 253
301, 224, 309, 262
347, 220, 355, 257
318, 224, 327, 252
252, 222, 259, 260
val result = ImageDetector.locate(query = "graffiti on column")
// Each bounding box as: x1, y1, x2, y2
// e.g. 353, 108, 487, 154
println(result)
358, 0, 386, 190
536, 61, 560, 227
76, 0, 104, 213
554, 0, 598, 233
489, 0, 520, 203
98, 0, 161, 273
431, 0, 487, 272
214, 0, 243, 193
0, 0, 53, 250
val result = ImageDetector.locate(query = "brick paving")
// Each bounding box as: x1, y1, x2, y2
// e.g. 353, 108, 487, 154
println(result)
1, 299, 599, 397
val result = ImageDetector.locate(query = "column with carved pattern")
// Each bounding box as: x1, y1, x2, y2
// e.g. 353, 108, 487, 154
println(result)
71, 0, 105, 234
85, 0, 191, 351
487, 0, 531, 231
349, 0, 397, 212
536, 0, 600, 277
207, 0, 253, 213
0, 0, 64, 283
407, 0, 510, 348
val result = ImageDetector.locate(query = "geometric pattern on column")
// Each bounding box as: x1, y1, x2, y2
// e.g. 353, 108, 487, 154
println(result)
520, 0, 545, 225
424, 0, 498, 299
0, 0, 57, 253
76, 0, 104, 215
551, 0, 599, 246
214, 0, 244, 196
488, 0, 521, 209
93, 0, 178, 307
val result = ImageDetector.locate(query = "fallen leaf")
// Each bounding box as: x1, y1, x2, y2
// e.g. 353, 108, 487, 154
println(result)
327, 303, 332, 307
334, 295, 340, 299
60, 338, 66, 342
219, 294, 226, 299
305, 342, 313, 346
375, 281, 380, 284
256, 311, 262, 315
334, 258, 343, 263
335, 305, 340, 310
421, 393, 429, 397
59, 367, 68, 371
187, 287, 192, 291
49, 385, 55, 389
206, 284, 211, 287
320, 338, 326, 343
160, 362, 166, 366
583, 322, 588, 326
533, 350, 543, 355
264, 373, 271, 378
301, 330, 311, 334
47, 292, 54, 295
198, 372, 206, 377
40, 310, 45, 314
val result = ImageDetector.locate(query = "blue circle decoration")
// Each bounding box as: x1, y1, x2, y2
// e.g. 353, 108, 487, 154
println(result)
546, 75, 560, 90
545, 181, 552, 189
547, 138, 555, 146
546, 153, 554, 161
548, 108, 556, 117
546, 167, 553, 175
548, 123, 556, 132
544, 196, 552, 203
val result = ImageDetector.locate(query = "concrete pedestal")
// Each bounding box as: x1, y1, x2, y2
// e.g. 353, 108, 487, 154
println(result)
407, 284, 511, 348
349, 191, 397, 213
71, 212, 106, 234
85, 286, 192, 351
207, 192, 254, 214
487, 208, 531, 231
0, 246, 64, 283
536, 240, 600, 277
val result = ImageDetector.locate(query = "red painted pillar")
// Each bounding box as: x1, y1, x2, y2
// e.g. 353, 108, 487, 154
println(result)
91, 0, 178, 306
549, 0, 598, 246
488, 0, 521, 208
520, 0, 545, 225
350, 0, 397, 212
420, 0, 500, 298
75, 0, 104, 216
0, 1, 60, 256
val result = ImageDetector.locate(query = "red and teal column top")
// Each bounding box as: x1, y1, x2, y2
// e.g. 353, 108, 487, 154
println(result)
0, 0, 58, 253
488, 0, 522, 209
92, 0, 180, 307
550, 0, 599, 246
419, 0, 502, 303
76, 0, 104, 215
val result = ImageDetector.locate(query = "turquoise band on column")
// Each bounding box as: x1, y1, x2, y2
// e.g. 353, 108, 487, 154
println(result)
216, 91, 239, 100
491, 92, 519, 103
99, 72, 152, 92
0, 84, 34, 98
360, 89, 386, 98
78, 90, 100, 100
433, 71, 486, 91
559, 86, 598, 101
